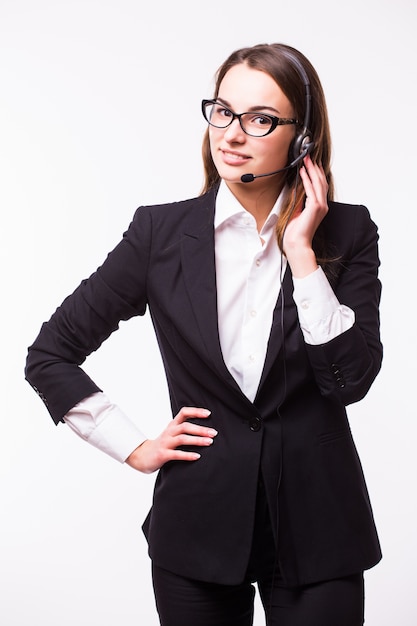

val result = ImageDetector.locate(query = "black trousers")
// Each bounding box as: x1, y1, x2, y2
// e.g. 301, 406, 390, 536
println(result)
152, 564, 364, 626
151, 481, 365, 626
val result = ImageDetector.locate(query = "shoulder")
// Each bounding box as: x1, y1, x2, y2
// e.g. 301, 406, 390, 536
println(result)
323, 200, 379, 249
326, 200, 374, 224
133, 187, 217, 227
118, 187, 217, 253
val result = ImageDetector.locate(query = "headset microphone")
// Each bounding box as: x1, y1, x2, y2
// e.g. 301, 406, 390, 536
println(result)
240, 139, 314, 183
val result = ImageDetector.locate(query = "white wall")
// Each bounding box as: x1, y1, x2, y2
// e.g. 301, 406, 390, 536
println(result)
1, 0, 416, 624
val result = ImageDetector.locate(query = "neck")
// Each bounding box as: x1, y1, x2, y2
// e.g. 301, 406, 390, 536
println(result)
225, 176, 285, 232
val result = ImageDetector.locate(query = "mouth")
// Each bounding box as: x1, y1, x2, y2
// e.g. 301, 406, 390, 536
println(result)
220, 149, 251, 165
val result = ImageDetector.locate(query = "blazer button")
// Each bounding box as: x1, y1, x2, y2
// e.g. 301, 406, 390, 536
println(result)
33, 385, 48, 406
249, 417, 262, 432
331, 363, 346, 388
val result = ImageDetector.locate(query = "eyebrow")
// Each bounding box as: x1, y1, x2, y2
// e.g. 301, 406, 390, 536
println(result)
216, 97, 280, 115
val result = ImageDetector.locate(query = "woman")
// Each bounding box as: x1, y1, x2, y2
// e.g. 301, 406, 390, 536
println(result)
25, 43, 382, 625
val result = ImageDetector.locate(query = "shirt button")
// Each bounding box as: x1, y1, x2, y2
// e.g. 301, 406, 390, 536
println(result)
249, 417, 262, 432
301, 300, 310, 310
256, 259, 261, 267
250, 310, 257, 318
249, 354, 255, 362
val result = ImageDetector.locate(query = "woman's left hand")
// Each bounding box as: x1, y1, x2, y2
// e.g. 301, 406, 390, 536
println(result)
282, 155, 329, 278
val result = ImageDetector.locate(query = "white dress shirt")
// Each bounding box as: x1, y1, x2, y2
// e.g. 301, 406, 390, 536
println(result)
214, 181, 285, 402
64, 182, 354, 462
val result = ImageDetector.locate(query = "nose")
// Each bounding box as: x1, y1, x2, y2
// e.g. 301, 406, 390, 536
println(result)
223, 118, 245, 142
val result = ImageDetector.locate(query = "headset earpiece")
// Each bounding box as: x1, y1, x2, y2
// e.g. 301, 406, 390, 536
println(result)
291, 131, 314, 162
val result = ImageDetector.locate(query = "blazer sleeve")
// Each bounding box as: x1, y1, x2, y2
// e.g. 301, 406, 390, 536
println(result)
305, 204, 383, 406
25, 206, 153, 424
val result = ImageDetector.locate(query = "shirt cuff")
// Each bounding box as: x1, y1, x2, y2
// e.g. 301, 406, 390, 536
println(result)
292, 266, 355, 345
64, 392, 147, 463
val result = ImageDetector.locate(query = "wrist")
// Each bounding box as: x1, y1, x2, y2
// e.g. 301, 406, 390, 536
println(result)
125, 440, 153, 473
285, 246, 318, 278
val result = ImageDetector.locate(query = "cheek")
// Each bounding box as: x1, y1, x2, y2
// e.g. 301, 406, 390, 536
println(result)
266, 131, 295, 162
208, 129, 222, 163
207, 129, 217, 155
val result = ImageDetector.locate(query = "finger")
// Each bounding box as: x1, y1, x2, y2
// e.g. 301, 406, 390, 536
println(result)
171, 433, 215, 448
300, 163, 327, 205
303, 154, 322, 173
166, 449, 201, 462
171, 421, 218, 438
174, 406, 212, 424
303, 157, 328, 191
299, 166, 316, 200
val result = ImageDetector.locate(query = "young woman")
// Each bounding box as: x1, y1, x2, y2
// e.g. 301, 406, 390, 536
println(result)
25, 43, 382, 625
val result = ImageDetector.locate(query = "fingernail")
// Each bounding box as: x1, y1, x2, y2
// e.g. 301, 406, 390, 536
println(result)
208, 429, 218, 436
192, 453, 201, 459
201, 409, 211, 416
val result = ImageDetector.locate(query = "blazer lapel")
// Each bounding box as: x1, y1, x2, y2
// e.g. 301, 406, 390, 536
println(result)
180, 189, 239, 389
257, 266, 295, 392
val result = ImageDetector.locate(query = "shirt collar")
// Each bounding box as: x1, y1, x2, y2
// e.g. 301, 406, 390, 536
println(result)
214, 180, 285, 233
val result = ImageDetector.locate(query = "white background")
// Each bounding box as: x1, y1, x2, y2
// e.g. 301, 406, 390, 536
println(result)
1, 0, 416, 624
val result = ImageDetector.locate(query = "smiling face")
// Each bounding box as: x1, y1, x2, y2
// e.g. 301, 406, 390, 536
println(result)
209, 63, 297, 191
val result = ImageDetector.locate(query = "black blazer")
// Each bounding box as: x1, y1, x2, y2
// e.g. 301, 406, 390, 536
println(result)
25, 185, 383, 586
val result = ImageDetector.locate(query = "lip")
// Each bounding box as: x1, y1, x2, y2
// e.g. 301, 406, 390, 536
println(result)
220, 149, 251, 166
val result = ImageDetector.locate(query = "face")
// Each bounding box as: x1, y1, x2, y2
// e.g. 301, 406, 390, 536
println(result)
209, 63, 296, 189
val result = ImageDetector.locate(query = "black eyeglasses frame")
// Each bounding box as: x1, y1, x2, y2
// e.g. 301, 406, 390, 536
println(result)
201, 99, 298, 137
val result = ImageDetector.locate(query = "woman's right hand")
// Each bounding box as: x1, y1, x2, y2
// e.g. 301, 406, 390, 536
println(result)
125, 406, 217, 474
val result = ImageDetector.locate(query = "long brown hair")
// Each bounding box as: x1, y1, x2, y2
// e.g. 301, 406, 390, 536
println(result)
201, 43, 335, 262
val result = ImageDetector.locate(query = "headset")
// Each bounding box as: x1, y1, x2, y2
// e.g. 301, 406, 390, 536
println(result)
286, 49, 314, 165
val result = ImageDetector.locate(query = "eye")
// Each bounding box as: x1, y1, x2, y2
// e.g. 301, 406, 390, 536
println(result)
215, 104, 233, 119
251, 114, 272, 126
243, 113, 273, 130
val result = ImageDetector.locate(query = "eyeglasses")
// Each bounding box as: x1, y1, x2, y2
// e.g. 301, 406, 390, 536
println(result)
201, 99, 298, 138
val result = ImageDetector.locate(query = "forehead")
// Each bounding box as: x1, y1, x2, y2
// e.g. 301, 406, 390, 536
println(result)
217, 63, 292, 113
